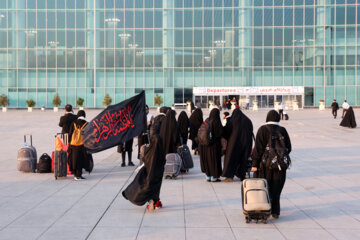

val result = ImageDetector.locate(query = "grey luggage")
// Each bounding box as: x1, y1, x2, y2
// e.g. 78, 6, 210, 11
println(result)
164, 153, 182, 179
54, 133, 68, 179
17, 134, 37, 172
241, 178, 271, 223
177, 144, 193, 172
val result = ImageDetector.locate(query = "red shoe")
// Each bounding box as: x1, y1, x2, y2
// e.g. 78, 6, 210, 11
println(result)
155, 200, 163, 209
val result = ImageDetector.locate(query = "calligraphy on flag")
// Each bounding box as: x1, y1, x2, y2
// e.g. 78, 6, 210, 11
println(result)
83, 91, 146, 153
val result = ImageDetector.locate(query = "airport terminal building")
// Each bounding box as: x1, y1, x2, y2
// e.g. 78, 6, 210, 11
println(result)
0, 0, 359, 108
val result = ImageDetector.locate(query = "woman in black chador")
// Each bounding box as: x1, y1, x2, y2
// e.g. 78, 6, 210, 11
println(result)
189, 108, 203, 154
251, 110, 292, 219
222, 108, 253, 182
122, 134, 166, 211
199, 108, 223, 182
159, 110, 181, 154
68, 110, 92, 180
340, 106, 357, 128
178, 111, 189, 144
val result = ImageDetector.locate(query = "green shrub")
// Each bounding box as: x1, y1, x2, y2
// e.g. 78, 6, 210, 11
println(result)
103, 93, 112, 106
0, 94, 9, 107
76, 97, 84, 107
52, 93, 61, 107
26, 99, 36, 107
154, 94, 163, 106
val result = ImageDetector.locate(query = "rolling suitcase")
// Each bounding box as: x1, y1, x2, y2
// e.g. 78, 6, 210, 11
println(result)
164, 153, 182, 179
241, 178, 271, 224
17, 134, 37, 172
54, 133, 68, 179
177, 144, 193, 172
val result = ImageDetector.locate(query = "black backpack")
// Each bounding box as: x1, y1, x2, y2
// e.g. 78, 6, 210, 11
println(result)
197, 120, 213, 146
261, 126, 291, 171
37, 153, 52, 173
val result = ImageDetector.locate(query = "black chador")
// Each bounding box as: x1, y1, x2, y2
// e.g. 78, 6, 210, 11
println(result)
159, 110, 181, 154
150, 107, 170, 137
199, 108, 223, 181
222, 108, 253, 180
252, 110, 292, 217
189, 108, 203, 152
340, 106, 357, 128
122, 134, 166, 206
178, 111, 189, 144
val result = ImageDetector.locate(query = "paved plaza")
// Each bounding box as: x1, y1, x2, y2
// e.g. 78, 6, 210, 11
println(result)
0, 108, 360, 240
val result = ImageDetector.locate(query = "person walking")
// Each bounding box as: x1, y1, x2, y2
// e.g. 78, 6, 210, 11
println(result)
342, 100, 349, 118
222, 109, 253, 182
189, 108, 203, 155
68, 110, 92, 181
199, 108, 223, 182
122, 134, 166, 211
178, 111, 190, 145
331, 99, 339, 119
340, 106, 357, 128
137, 105, 153, 159
59, 104, 77, 134
278, 102, 284, 120
251, 110, 292, 219
159, 110, 181, 155
118, 139, 134, 167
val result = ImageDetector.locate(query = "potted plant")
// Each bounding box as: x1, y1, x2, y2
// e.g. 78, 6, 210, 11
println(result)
76, 97, 85, 110
26, 99, 35, 112
154, 93, 163, 112
0, 94, 9, 112
103, 93, 112, 107
52, 93, 61, 112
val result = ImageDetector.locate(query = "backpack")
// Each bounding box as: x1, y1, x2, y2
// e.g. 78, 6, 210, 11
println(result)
37, 153, 51, 173
70, 122, 88, 146
261, 126, 291, 171
197, 120, 213, 146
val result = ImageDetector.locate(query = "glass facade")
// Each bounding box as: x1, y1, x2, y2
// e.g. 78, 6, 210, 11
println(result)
0, 0, 360, 107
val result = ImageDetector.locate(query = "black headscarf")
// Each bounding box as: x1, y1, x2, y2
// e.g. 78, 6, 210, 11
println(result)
340, 107, 357, 128
208, 108, 222, 138
189, 108, 203, 140
159, 110, 180, 154
266, 110, 281, 122
122, 134, 166, 206
222, 108, 253, 179
178, 111, 189, 143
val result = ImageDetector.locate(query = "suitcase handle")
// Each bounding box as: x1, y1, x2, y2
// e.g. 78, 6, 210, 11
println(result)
54, 133, 69, 147
24, 134, 32, 146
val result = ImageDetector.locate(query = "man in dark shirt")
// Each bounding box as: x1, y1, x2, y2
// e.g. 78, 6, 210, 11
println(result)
59, 104, 78, 134
331, 99, 339, 119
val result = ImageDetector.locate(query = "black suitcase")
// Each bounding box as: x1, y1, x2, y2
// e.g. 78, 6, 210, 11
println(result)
54, 133, 68, 179
284, 114, 289, 120
37, 153, 51, 173
177, 144, 194, 171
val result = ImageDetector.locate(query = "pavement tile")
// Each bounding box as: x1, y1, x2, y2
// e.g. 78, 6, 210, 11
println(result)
186, 227, 235, 240
137, 227, 185, 240
87, 227, 139, 240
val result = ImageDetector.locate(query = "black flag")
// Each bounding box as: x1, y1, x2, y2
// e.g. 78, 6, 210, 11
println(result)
83, 91, 146, 153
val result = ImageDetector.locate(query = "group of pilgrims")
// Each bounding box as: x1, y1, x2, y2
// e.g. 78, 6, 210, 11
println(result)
122, 104, 292, 219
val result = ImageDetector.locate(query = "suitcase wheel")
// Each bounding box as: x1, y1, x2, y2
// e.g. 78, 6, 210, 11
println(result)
245, 216, 250, 224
